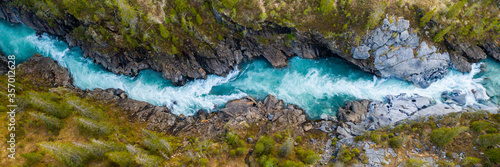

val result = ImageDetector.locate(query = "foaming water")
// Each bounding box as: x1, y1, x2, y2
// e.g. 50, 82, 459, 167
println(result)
1, 20, 498, 118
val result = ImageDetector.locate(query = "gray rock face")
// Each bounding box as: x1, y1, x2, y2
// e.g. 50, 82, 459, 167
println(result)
0, 52, 9, 75
352, 15, 451, 88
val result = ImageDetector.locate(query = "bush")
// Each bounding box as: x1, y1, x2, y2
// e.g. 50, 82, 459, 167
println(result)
366, 3, 387, 30
371, 133, 381, 144
430, 127, 468, 147
319, 0, 335, 14
462, 156, 481, 166
31, 97, 72, 118
142, 130, 173, 156
75, 117, 114, 135
29, 112, 62, 131
278, 137, 294, 157
199, 158, 209, 166
406, 158, 428, 167
254, 136, 274, 156
486, 148, 500, 164
236, 147, 246, 156
478, 134, 500, 148
486, 127, 498, 134
225, 131, 240, 148
106, 151, 134, 167
420, 8, 436, 27
389, 136, 403, 148
471, 121, 491, 132
21, 152, 43, 164
297, 148, 319, 164
69, 101, 105, 120
134, 153, 163, 167
81, 139, 126, 158
229, 149, 236, 157
38, 142, 90, 167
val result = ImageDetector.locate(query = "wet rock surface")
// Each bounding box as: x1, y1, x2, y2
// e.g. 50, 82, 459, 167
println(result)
352, 16, 451, 88
0, 51, 8, 75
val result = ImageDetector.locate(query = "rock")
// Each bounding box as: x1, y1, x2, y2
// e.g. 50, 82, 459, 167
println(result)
355, 16, 451, 88
480, 38, 500, 61
304, 123, 313, 131
445, 36, 487, 63
338, 100, 372, 123
320, 113, 329, 120
247, 138, 253, 143
442, 90, 467, 106
19, 54, 73, 88
450, 51, 472, 73
353, 45, 371, 59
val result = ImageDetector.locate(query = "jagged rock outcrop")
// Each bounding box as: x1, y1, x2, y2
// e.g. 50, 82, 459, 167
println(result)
352, 16, 451, 88
480, 38, 500, 61
18, 53, 73, 88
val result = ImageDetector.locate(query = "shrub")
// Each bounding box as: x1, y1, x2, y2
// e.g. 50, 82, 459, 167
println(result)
420, 8, 436, 27
225, 131, 240, 148
471, 121, 491, 132
366, 3, 386, 30
31, 97, 72, 118
282, 160, 305, 167
437, 160, 455, 167
296, 136, 302, 143
486, 148, 500, 164
199, 158, 209, 166
106, 151, 135, 167
434, 24, 454, 43
462, 156, 481, 166
430, 126, 468, 147
134, 153, 163, 167
158, 24, 169, 39
278, 137, 294, 157
38, 142, 90, 167
478, 134, 500, 148
406, 158, 428, 167
297, 148, 319, 164
371, 133, 382, 144
29, 112, 62, 131
254, 135, 274, 156
389, 136, 403, 148
142, 130, 173, 156
236, 147, 246, 156
229, 149, 236, 157
75, 117, 114, 135
21, 152, 43, 164
319, 0, 335, 14
81, 139, 126, 158
69, 101, 105, 120
486, 127, 498, 134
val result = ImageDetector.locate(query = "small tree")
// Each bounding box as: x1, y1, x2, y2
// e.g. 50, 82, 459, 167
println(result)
135, 153, 163, 167
29, 112, 62, 131
106, 151, 135, 167
38, 142, 90, 167
430, 126, 468, 147
420, 8, 436, 27
278, 137, 294, 157
75, 117, 114, 135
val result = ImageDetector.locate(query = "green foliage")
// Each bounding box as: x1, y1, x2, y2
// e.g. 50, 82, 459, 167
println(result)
471, 120, 491, 132
142, 129, 173, 156
370, 133, 381, 144
278, 137, 294, 157
296, 136, 302, 143
282, 160, 305, 167
254, 135, 274, 156
158, 24, 169, 39
478, 134, 500, 148
420, 8, 436, 27
430, 126, 468, 147
21, 152, 43, 165
134, 153, 163, 167
366, 3, 386, 30
406, 158, 428, 167
29, 112, 62, 131
434, 24, 454, 43
486, 127, 498, 134
38, 142, 90, 167
220, 0, 240, 9
320, 0, 335, 14
225, 131, 241, 148
446, 0, 466, 19
82, 139, 126, 158
389, 136, 404, 148
236, 147, 246, 156
229, 149, 236, 156
462, 156, 481, 166
106, 151, 135, 167
69, 101, 105, 120
75, 117, 114, 135
199, 158, 209, 166
486, 148, 500, 164
437, 160, 455, 167
30, 96, 72, 119
296, 148, 319, 164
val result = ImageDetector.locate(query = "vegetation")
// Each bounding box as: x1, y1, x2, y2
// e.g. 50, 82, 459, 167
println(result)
430, 126, 468, 147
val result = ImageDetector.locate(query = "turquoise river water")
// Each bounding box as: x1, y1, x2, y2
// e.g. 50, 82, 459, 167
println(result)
1, 20, 499, 118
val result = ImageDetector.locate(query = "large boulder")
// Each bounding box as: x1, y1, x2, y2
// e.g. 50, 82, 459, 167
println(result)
338, 100, 371, 123
480, 38, 500, 61
352, 16, 451, 88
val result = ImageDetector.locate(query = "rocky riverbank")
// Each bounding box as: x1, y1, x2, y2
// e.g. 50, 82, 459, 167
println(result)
15, 53, 499, 166
1, 2, 498, 87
